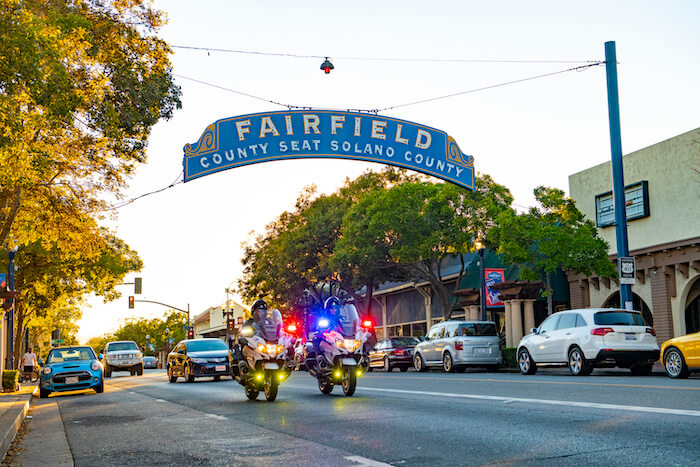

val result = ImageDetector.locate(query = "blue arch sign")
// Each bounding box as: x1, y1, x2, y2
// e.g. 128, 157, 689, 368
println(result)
183, 110, 475, 190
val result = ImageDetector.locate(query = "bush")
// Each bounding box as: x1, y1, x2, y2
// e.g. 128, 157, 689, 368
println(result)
2, 370, 19, 391
502, 347, 517, 368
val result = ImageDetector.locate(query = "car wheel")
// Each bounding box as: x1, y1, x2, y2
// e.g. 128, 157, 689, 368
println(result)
318, 378, 334, 395
399, 366, 409, 372
366, 366, 374, 372
137, 364, 143, 376
104, 365, 111, 378
442, 352, 455, 373
630, 363, 653, 376
664, 348, 690, 379
245, 384, 259, 400
95, 380, 104, 393
168, 366, 177, 383
384, 357, 392, 372
414, 353, 427, 372
568, 346, 591, 376
39, 387, 50, 398
185, 365, 195, 383
518, 348, 537, 375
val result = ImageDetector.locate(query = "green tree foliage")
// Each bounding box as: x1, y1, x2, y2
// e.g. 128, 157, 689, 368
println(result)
340, 175, 513, 319
8, 228, 142, 363
112, 311, 186, 354
0, 0, 181, 249
490, 186, 616, 314
238, 168, 417, 314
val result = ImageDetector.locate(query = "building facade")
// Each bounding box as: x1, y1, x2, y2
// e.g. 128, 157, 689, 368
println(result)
568, 127, 700, 343
193, 300, 248, 342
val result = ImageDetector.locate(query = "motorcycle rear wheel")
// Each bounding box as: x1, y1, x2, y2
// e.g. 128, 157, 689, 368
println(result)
342, 370, 357, 396
264, 377, 279, 402
245, 384, 259, 400
318, 378, 334, 395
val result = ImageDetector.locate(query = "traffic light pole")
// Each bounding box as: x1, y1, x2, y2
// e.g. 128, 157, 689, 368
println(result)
131, 299, 192, 337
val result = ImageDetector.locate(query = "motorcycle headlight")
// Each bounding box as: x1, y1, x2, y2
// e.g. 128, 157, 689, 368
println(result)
90, 361, 102, 371
43, 367, 52, 375
345, 339, 361, 351
335, 338, 344, 349
257, 343, 266, 353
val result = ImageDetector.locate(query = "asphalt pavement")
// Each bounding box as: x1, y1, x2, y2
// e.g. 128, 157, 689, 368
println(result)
5, 368, 700, 466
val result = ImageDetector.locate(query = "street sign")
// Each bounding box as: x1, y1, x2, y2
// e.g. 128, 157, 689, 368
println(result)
619, 257, 636, 285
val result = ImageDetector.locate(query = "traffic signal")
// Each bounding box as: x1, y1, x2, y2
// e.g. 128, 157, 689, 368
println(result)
134, 277, 142, 294
227, 319, 235, 332
187, 327, 194, 339
128, 296, 134, 309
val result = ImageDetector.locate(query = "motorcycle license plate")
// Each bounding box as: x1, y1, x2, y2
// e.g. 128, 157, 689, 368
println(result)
341, 358, 357, 366
215, 365, 226, 371
264, 362, 280, 370
65, 376, 79, 384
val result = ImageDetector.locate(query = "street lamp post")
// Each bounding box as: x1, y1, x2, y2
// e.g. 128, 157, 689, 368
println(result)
224, 283, 236, 348
475, 242, 487, 321
164, 327, 170, 355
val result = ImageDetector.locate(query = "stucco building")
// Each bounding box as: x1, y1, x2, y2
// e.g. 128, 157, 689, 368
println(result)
568, 127, 700, 343
193, 300, 248, 342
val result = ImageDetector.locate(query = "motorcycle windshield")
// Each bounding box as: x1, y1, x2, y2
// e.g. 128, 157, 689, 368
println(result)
255, 309, 283, 342
338, 304, 360, 337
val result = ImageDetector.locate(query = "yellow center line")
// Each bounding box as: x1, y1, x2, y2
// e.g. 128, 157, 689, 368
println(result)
389, 375, 700, 390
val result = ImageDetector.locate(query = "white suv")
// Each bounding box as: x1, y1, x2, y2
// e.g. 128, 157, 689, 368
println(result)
103, 340, 143, 377
517, 308, 659, 376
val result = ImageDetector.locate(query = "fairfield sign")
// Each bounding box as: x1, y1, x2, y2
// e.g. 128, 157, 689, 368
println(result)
183, 110, 475, 190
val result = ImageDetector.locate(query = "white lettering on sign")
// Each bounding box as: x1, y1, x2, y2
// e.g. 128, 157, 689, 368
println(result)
235, 120, 251, 141
331, 115, 345, 134
371, 120, 387, 140
259, 117, 279, 138
415, 129, 431, 149
303, 114, 321, 135
395, 124, 409, 145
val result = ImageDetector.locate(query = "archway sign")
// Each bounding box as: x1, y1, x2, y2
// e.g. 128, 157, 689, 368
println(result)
183, 110, 475, 190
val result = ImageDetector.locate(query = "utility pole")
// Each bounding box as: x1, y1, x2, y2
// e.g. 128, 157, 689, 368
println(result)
604, 41, 633, 310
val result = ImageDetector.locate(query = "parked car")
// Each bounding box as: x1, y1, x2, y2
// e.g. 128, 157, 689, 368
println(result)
516, 308, 659, 376
167, 338, 232, 383
413, 320, 502, 373
660, 331, 700, 378
39, 346, 104, 398
143, 356, 158, 369
103, 340, 143, 377
369, 337, 420, 372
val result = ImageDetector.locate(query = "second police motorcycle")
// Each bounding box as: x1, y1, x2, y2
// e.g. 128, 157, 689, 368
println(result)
231, 300, 295, 401
304, 297, 373, 396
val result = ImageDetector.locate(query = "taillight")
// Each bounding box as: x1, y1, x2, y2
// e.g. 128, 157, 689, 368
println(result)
362, 319, 373, 329
591, 327, 614, 336
393, 349, 404, 356
454, 341, 464, 350
646, 327, 656, 336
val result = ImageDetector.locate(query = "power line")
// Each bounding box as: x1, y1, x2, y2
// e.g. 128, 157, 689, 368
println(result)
101, 170, 184, 211
171, 45, 600, 64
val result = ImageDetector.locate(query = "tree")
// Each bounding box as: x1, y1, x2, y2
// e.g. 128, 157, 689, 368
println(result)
490, 186, 617, 314
339, 175, 513, 319
113, 311, 186, 354
0, 0, 181, 249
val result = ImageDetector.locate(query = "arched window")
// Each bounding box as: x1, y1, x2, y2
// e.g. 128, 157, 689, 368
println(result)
602, 292, 653, 326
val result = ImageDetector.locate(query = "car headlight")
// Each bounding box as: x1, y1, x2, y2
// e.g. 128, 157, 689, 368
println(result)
136, 352, 143, 358
91, 361, 102, 371
43, 367, 52, 375
190, 358, 207, 364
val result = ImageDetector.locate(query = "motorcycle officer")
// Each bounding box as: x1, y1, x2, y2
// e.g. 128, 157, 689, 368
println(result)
236, 299, 267, 372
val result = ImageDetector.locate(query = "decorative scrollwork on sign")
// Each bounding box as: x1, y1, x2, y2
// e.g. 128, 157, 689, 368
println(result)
184, 124, 218, 156
446, 136, 474, 168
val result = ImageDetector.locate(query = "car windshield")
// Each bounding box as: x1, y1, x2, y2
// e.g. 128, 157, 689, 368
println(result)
186, 339, 229, 352
107, 342, 139, 352
143, 357, 156, 361
594, 311, 646, 326
47, 347, 96, 363
391, 337, 419, 346
460, 323, 498, 336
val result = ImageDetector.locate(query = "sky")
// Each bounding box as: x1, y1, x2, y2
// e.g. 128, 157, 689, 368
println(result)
77, 0, 700, 342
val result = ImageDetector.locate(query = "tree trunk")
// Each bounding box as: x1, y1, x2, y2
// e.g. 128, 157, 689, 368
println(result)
546, 271, 553, 315
363, 277, 374, 319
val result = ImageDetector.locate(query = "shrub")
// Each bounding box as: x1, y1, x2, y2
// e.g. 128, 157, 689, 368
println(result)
502, 347, 517, 368
2, 370, 19, 391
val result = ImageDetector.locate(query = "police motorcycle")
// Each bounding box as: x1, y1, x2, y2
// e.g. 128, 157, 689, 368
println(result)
305, 297, 372, 396
231, 301, 295, 401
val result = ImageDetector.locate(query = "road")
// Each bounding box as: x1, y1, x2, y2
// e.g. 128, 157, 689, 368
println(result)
15, 369, 700, 466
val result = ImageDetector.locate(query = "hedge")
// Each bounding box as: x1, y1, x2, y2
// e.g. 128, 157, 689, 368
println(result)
2, 370, 19, 391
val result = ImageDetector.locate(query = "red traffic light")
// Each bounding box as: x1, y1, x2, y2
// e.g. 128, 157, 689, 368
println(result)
128, 296, 135, 309
187, 328, 194, 339
227, 319, 235, 331
320, 57, 334, 74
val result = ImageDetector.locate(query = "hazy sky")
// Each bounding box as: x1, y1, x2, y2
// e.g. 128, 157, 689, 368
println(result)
77, 0, 700, 341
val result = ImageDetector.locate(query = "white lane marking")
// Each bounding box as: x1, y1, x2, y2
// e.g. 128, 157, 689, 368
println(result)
345, 455, 393, 466
155, 398, 166, 402
361, 387, 700, 418
205, 413, 227, 420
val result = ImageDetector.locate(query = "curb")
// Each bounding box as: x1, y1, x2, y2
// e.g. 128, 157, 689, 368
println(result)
0, 395, 31, 461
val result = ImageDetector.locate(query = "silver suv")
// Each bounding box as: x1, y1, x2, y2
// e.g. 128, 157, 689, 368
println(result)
103, 340, 143, 377
413, 320, 502, 373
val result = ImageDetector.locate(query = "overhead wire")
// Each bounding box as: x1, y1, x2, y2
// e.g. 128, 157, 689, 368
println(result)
101, 170, 184, 211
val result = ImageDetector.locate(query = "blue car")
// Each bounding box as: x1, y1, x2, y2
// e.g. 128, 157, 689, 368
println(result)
39, 346, 104, 398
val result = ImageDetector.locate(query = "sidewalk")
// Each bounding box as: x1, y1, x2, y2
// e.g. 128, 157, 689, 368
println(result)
0, 383, 35, 462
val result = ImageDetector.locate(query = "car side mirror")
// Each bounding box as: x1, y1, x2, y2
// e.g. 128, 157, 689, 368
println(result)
531, 328, 539, 335
38, 358, 44, 366
98, 354, 103, 360
178, 349, 186, 354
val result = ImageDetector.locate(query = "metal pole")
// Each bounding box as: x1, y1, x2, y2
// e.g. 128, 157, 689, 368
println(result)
479, 248, 487, 321
604, 41, 633, 310
7, 249, 15, 369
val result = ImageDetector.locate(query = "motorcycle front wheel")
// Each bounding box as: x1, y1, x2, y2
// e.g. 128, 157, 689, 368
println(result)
264, 376, 279, 402
244, 384, 259, 400
318, 378, 334, 395
341, 370, 357, 396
